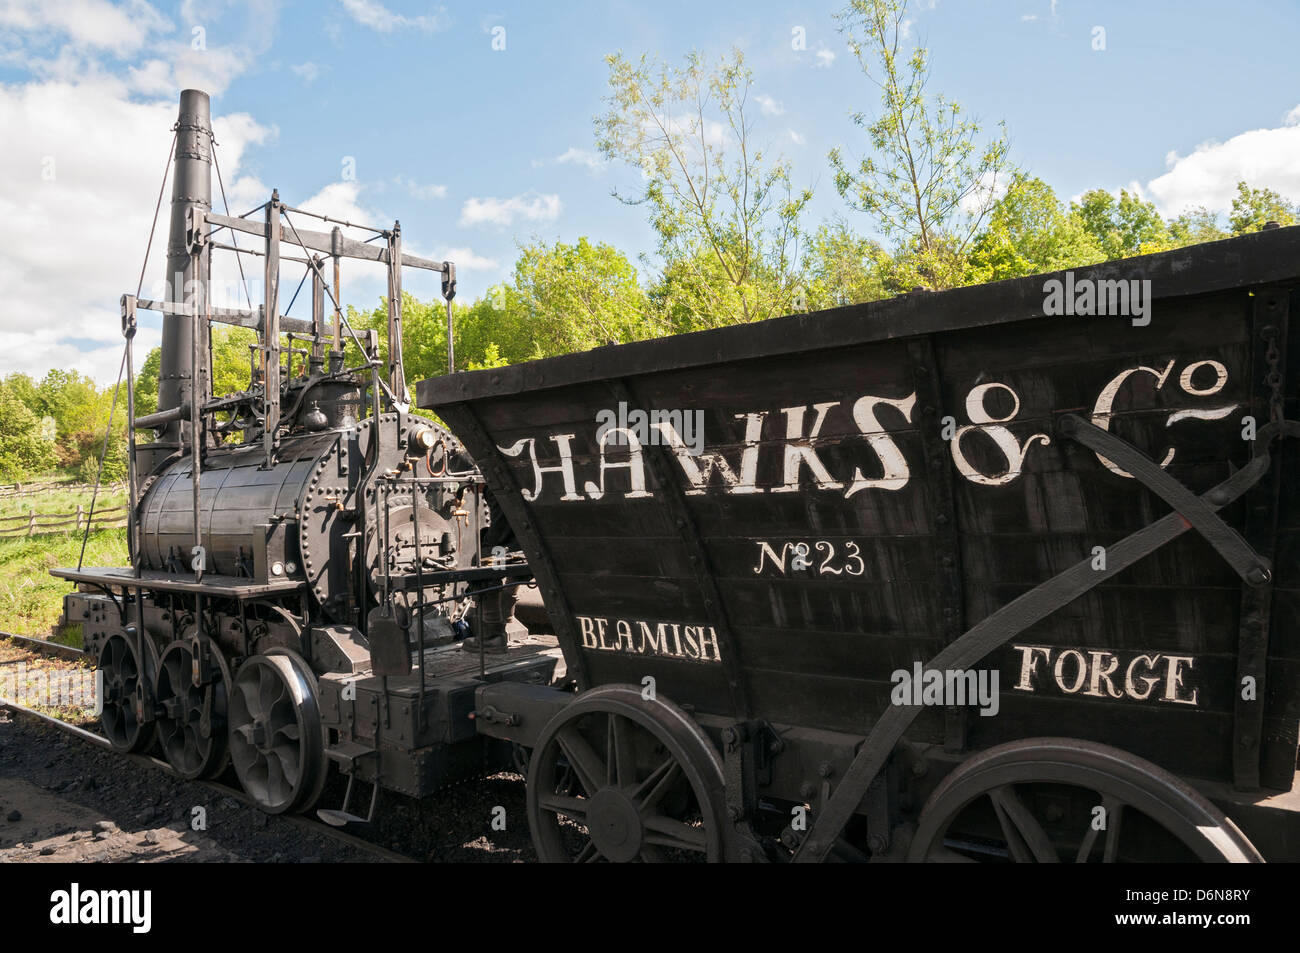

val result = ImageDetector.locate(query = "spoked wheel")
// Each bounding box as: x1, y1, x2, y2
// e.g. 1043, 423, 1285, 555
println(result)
907, 738, 1263, 863
227, 650, 327, 814
98, 633, 155, 753
526, 684, 726, 863
153, 635, 232, 780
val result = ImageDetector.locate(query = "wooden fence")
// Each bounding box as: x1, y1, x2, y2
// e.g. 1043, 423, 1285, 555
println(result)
0, 480, 126, 500
0, 504, 127, 538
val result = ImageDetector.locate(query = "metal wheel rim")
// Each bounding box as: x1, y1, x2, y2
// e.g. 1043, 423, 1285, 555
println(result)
227, 652, 325, 814
908, 738, 1263, 863
153, 637, 230, 780
98, 634, 154, 753
526, 684, 726, 863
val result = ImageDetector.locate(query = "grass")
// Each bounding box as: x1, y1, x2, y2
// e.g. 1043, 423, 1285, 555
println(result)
0, 485, 126, 520
0, 529, 127, 638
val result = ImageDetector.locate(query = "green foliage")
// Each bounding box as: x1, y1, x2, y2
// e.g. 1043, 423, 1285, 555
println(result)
829, 0, 1013, 287
510, 237, 657, 350
211, 325, 259, 397
1228, 181, 1298, 235
799, 220, 889, 308
0, 528, 127, 636
965, 174, 1104, 282
75, 426, 128, 483
134, 346, 161, 417
597, 48, 811, 326
0, 382, 56, 479
1071, 188, 1170, 258
1166, 207, 1228, 247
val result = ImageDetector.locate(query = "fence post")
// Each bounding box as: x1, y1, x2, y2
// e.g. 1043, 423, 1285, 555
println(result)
75, 504, 84, 533
27, 508, 35, 537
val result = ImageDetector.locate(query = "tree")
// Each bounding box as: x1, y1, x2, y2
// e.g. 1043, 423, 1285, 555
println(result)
1228, 181, 1298, 235
597, 48, 811, 326
1071, 189, 1170, 259
508, 237, 655, 353
1166, 207, 1228, 247
134, 347, 161, 417
829, 0, 1013, 288
0, 382, 55, 479
800, 220, 889, 308
965, 174, 1103, 282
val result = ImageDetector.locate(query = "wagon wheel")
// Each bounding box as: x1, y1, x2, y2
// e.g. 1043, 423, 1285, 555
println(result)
526, 685, 726, 863
153, 635, 232, 780
227, 650, 327, 814
98, 633, 155, 753
907, 738, 1263, 863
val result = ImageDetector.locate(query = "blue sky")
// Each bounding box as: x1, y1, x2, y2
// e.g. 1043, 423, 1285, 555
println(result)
1, 0, 1298, 382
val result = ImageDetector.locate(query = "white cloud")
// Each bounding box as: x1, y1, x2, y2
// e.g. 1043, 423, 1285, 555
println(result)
1145, 110, 1300, 216
755, 94, 784, 116
787, 129, 805, 145
1021, 13, 1038, 21
555, 147, 604, 170
2, 0, 276, 97
395, 176, 447, 199
0, 79, 269, 384
459, 192, 561, 228
0, 0, 169, 54
338, 0, 449, 34
436, 247, 500, 271
290, 61, 322, 83
814, 48, 835, 68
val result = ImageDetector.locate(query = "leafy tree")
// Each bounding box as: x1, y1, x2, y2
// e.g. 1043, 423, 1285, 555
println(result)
829, 0, 1013, 287
508, 237, 655, 352
965, 174, 1103, 282
597, 48, 811, 326
0, 382, 55, 479
800, 220, 889, 308
133, 347, 161, 417
1228, 181, 1298, 235
1165, 207, 1228, 247
3, 373, 40, 417
75, 424, 128, 483
1071, 189, 1170, 259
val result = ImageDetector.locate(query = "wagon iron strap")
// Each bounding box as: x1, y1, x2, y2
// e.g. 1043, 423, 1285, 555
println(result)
792, 415, 1295, 863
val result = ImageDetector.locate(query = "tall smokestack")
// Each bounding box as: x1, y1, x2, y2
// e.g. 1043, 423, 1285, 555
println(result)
148, 89, 212, 473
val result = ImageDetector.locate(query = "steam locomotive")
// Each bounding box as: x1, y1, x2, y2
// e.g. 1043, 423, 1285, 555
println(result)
56, 89, 554, 819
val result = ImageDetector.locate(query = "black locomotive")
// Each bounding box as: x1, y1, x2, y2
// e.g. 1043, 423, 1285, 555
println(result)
58, 90, 554, 819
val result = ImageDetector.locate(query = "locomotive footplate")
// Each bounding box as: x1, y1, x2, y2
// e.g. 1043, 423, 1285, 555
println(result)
52, 566, 305, 599
317, 637, 562, 797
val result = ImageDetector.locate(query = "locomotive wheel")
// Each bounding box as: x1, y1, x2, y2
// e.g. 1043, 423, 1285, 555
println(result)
153, 636, 231, 780
907, 738, 1263, 863
526, 685, 726, 863
227, 651, 326, 814
98, 633, 155, 753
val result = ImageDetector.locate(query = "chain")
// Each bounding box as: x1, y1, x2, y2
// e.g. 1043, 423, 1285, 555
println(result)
1263, 325, 1284, 426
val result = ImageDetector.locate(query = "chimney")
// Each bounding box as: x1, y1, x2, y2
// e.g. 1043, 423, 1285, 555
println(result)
146, 89, 212, 473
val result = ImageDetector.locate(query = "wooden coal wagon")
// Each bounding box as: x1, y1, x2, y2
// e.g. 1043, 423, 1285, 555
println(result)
418, 226, 1300, 862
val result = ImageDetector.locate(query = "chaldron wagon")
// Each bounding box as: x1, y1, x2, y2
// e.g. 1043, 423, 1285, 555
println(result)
419, 226, 1300, 862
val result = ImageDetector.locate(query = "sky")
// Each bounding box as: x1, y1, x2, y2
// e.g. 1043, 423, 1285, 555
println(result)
1, 0, 1298, 385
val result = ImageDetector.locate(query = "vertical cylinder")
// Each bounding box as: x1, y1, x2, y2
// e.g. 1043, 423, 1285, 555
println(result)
148, 89, 211, 474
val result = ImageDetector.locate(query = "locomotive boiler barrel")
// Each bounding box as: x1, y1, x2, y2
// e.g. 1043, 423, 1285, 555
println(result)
137, 429, 337, 578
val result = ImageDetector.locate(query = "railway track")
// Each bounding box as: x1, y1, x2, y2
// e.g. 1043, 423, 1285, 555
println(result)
0, 631, 414, 864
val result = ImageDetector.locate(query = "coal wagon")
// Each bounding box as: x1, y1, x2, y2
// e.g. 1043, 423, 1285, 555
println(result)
419, 227, 1300, 862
